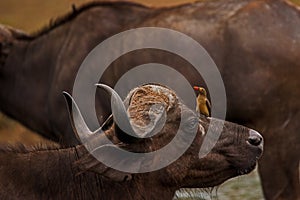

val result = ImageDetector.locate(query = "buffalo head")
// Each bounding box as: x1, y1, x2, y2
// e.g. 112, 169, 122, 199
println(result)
63, 83, 263, 189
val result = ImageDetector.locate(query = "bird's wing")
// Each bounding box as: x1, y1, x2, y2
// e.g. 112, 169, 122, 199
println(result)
206, 99, 211, 116
196, 94, 201, 112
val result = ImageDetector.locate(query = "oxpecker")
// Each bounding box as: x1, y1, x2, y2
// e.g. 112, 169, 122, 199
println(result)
193, 86, 211, 117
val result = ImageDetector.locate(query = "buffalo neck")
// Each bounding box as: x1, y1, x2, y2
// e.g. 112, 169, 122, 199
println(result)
0, 31, 76, 143
0, 144, 177, 200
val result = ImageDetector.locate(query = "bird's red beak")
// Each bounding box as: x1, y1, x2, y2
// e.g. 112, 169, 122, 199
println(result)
193, 86, 200, 91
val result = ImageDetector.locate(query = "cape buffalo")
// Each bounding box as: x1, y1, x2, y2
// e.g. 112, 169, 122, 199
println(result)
0, 84, 263, 200
0, 0, 299, 199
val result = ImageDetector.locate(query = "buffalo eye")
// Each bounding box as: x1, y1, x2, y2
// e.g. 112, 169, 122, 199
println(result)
183, 117, 199, 133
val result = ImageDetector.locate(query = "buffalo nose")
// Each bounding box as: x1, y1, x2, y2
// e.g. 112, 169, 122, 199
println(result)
248, 129, 263, 146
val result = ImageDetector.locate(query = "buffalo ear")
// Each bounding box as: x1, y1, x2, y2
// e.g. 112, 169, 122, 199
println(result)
0, 25, 12, 66
0, 25, 30, 65
76, 144, 145, 182
0, 25, 29, 39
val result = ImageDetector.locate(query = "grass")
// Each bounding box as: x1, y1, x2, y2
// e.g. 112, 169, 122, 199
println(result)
174, 169, 264, 200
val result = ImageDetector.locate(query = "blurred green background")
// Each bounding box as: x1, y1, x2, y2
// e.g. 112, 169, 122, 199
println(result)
0, 0, 299, 199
